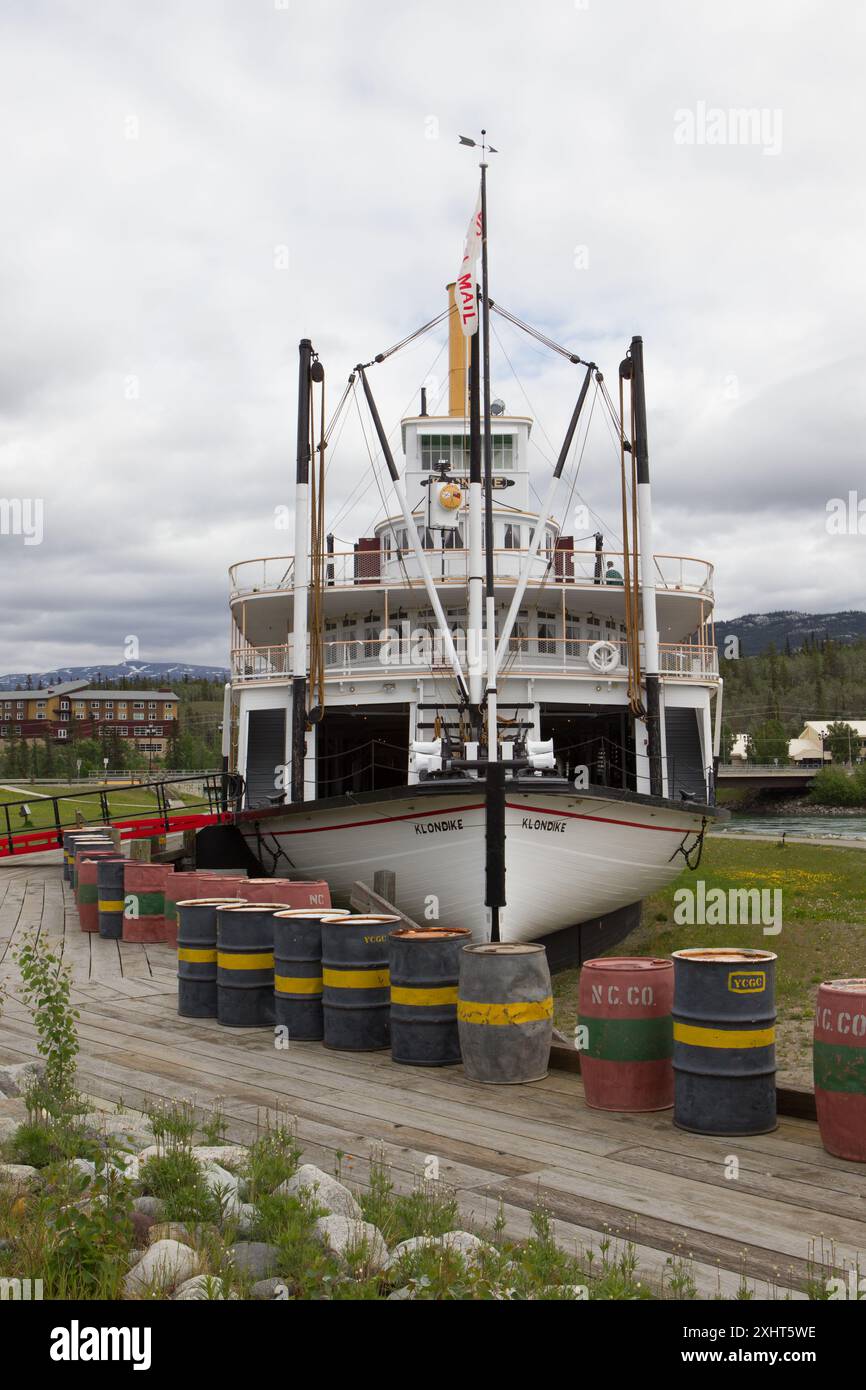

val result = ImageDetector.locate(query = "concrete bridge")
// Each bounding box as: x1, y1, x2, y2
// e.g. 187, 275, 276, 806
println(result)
717, 763, 819, 791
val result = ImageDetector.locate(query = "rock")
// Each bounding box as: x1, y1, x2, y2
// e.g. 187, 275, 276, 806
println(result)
108, 1153, 140, 1181
0, 1095, 29, 1121
174, 1274, 236, 1301
65, 1157, 97, 1184
276, 1164, 362, 1219
384, 1231, 495, 1274
83, 1111, 154, 1150
0, 1117, 21, 1144
123, 1239, 200, 1297
133, 1196, 165, 1219
137, 1145, 164, 1163
147, 1222, 196, 1248
227, 1242, 282, 1279
250, 1276, 291, 1301
387, 1286, 417, 1300
131, 1211, 155, 1246
191, 1145, 248, 1171
0, 1163, 43, 1195
0, 1061, 45, 1098
236, 1202, 257, 1236
202, 1162, 242, 1218
313, 1216, 388, 1275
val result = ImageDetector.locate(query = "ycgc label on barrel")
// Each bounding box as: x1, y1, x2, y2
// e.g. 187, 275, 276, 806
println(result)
728, 971, 766, 994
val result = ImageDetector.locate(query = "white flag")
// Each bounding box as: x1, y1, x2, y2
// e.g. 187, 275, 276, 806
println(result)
454, 187, 482, 336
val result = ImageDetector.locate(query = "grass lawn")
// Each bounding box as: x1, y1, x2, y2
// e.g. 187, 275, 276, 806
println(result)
552, 838, 866, 1087
0, 782, 205, 833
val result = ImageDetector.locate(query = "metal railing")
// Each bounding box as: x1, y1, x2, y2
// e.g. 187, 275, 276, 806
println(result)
231, 638, 719, 682
229, 548, 714, 599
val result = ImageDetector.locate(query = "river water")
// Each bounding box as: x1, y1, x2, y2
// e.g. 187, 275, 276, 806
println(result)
718, 813, 866, 842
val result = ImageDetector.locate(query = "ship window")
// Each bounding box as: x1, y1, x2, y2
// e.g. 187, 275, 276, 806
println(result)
442, 526, 464, 549
503, 523, 521, 549
493, 435, 515, 469
537, 610, 557, 656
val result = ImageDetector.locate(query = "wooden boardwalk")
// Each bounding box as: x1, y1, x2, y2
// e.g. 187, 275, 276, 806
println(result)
2, 863, 865, 1299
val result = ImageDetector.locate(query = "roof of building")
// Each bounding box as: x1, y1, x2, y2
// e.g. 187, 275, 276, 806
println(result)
0, 680, 89, 697
801, 720, 866, 738
68, 689, 179, 701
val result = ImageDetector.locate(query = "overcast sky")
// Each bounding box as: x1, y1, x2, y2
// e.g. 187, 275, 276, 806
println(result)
1, 0, 864, 673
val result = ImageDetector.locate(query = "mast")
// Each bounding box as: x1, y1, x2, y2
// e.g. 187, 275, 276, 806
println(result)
291, 338, 313, 804
479, 135, 505, 943
467, 300, 484, 713
629, 335, 664, 797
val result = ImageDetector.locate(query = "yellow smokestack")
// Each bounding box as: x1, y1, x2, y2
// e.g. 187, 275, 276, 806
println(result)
446, 281, 468, 417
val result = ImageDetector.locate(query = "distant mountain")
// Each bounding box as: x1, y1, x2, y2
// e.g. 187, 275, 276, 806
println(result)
715, 611, 866, 657
0, 661, 230, 690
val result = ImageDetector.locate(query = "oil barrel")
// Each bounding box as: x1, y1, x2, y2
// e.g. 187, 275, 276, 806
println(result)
64, 830, 102, 882
72, 839, 113, 892
814, 978, 866, 1161
242, 879, 332, 910
578, 957, 674, 1111
389, 928, 471, 1067
76, 851, 120, 932
123, 863, 168, 942
216, 904, 279, 1028
672, 947, 777, 1135
163, 872, 200, 948
458, 943, 553, 1085
321, 914, 399, 1051
97, 858, 126, 939
272, 909, 347, 1041
177, 898, 240, 1018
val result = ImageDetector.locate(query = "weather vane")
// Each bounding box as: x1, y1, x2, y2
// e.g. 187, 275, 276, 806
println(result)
458, 130, 499, 162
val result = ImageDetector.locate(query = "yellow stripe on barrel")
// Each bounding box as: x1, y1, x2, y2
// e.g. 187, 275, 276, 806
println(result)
323, 967, 390, 989
457, 996, 554, 1026
391, 984, 458, 1007
178, 948, 217, 964
275, 975, 323, 995
217, 951, 275, 970
673, 1022, 775, 1050
98, 899, 124, 912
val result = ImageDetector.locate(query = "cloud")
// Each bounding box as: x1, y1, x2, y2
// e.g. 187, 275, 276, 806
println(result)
0, 0, 864, 672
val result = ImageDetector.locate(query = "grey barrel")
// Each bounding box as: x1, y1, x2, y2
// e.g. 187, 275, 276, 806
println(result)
672, 947, 778, 1136
177, 898, 239, 1018
97, 857, 127, 940
272, 909, 346, 1041
216, 904, 278, 1028
321, 914, 399, 1051
458, 943, 553, 1084
389, 928, 471, 1067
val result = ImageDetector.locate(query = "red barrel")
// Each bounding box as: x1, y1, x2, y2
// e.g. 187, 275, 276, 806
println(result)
123, 863, 169, 942
76, 852, 120, 932
241, 879, 331, 910
814, 979, 866, 1161
578, 957, 674, 1111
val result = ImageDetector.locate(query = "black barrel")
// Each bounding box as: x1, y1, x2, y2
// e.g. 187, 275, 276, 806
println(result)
672, 948, 778, 1136
272, 909, 346, 1041
216, 904, 278, 1028
64, 828, 111, 882
458, 943, 553, 1084
322, 914, 399, 1051
389, 928, 472, 1066
177, 898, 239, 1018
97, 857, 127, 939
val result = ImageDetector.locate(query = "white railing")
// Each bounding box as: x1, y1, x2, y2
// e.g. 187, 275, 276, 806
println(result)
229, 549, 715, 600
231, 639, 719, 683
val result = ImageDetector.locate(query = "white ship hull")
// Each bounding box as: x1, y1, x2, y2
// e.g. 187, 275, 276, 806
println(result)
236, 780, 714, 944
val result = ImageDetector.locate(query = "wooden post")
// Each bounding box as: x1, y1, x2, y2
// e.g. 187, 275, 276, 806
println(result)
130, 840, 151, 863
183, 829, 197, 866
372, 869, 396, 906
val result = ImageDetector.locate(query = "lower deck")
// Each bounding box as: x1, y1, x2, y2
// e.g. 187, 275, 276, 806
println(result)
1, 862, 864, 1299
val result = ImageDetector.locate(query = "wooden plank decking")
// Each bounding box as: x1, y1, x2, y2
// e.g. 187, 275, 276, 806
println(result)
1, 862, 864, 1300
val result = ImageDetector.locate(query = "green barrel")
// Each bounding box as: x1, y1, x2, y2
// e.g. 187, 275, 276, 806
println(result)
389, 928, 471, 1066
96, 857, 126, 939
272, 909, 346, 1041
217, 904, 278, 1028
673, 948, 778, 1136
177, 898, 238, 1018
322, 914, 400, 1051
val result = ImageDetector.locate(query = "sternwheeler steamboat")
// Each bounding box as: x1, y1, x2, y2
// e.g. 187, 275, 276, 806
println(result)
221, 144, 725, 963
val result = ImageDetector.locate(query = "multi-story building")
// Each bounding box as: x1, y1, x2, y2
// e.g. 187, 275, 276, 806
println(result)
0, 681, 179, 759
